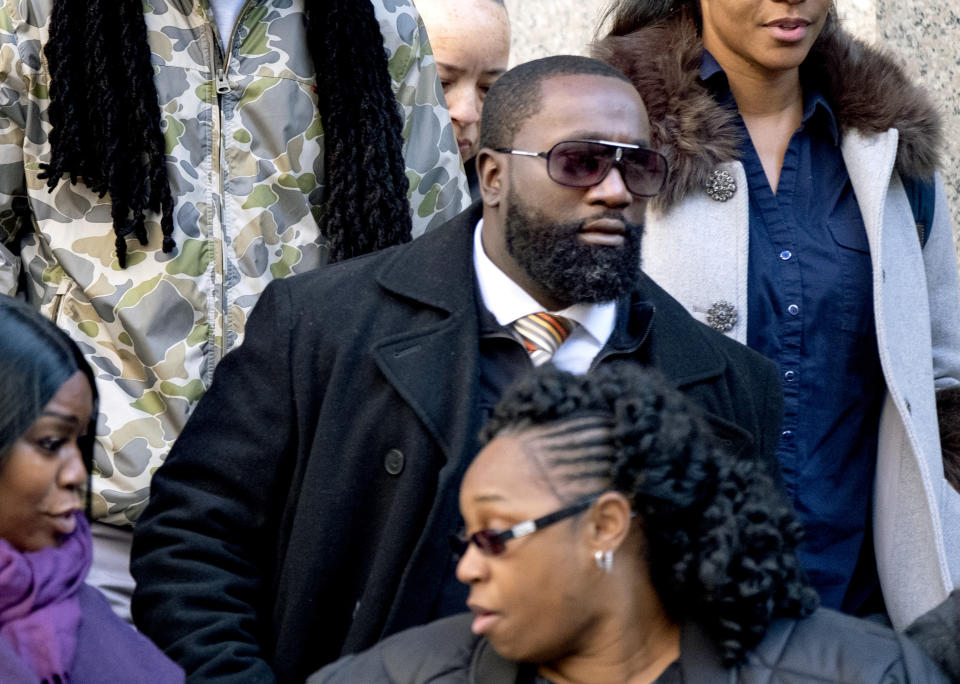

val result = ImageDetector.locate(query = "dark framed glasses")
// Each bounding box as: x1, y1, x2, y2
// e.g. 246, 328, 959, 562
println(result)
495, 139, 668, 198
450, 493, 600, 558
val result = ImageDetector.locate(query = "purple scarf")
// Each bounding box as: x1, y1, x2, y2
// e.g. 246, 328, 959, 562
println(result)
0, 512, 91, 682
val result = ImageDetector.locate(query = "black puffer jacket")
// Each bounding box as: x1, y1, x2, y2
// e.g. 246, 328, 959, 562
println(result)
309, 610, 948, 683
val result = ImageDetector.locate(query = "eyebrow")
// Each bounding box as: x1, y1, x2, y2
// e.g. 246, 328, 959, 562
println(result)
436, 63, 506, 78
472, 493, 507, 503
436, 62, 466, 75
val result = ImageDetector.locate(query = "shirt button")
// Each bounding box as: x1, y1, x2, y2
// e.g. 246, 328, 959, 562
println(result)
787, 304, 800, 316
784, 370, 797, 382
780, 250, 792, 260
781, 430, 794, 441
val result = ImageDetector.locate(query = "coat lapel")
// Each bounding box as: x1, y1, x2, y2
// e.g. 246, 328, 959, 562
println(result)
371, 204, 483, 461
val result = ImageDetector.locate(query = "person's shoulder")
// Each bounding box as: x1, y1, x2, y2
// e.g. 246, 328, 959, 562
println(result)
75, 585, 185, 683
308, 613, 478, 684
748, 608, 949, 683
277, 208, 477, 305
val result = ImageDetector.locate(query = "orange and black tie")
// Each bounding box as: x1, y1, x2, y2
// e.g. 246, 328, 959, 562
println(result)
511, 313, 578, 366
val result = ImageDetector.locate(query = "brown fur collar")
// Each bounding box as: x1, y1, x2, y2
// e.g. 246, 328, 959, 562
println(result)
593, 12, 942, 211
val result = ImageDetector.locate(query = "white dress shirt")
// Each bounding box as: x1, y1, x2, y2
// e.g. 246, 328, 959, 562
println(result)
472, 220, 616, 374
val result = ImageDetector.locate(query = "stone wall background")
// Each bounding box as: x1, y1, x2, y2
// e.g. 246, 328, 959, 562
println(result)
503, 0, 960, 241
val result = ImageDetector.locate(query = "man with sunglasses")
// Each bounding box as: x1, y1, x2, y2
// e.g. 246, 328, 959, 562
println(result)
131, 55, 784, 684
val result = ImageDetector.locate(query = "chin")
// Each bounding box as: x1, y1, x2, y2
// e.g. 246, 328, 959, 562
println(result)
489, 632, 567, 666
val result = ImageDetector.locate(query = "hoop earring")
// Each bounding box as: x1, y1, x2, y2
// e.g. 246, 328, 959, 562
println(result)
594, 549, 614, 574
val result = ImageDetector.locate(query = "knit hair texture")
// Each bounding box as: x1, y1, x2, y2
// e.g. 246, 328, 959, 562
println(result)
40, 0, 412, 267
481, 362, 819, 667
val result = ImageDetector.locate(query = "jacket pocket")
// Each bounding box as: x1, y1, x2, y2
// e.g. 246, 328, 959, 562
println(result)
828, 218, 874, 334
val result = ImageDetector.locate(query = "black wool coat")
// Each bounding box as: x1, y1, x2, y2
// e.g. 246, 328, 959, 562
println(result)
130, 204, 783, 683
309, 610, 948, 683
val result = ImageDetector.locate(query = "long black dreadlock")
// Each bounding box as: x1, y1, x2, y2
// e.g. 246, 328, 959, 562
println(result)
41, 0, 412, 267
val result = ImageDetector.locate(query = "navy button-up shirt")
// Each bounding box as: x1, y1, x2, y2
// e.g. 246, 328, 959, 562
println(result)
701, 53, 886, 612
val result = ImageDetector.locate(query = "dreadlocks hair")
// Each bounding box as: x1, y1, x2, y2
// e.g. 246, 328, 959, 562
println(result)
40, 0, 412, 267
480, 362, 819, 667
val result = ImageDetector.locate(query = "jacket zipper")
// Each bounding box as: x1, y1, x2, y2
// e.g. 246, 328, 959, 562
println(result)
206, 1, 251, 361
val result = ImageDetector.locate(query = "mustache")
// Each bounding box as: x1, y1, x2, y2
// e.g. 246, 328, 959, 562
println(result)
576, 210, 643, 232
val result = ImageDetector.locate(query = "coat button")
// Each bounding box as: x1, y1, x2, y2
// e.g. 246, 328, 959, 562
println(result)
706, 300, 738, 332
384, 449, 405, 476
704, 169, 736, 202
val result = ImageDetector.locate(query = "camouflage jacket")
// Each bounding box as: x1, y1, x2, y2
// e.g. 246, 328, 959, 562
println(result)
0, 0, 469, 524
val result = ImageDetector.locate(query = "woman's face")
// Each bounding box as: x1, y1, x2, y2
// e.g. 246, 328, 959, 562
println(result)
699, 0, 831, 78
418, 0, 510, 161
456, 432, 601, 663
0, 371, 91, 552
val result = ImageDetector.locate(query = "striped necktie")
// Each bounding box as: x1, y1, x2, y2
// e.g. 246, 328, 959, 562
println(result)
511, 313, 577, 366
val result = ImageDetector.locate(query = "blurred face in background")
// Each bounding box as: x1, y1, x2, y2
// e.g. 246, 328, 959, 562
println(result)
418, 0, 510, 161
0, 371, 91, 552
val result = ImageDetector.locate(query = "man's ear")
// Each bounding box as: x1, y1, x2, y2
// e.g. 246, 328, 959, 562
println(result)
477, 148, 504, 207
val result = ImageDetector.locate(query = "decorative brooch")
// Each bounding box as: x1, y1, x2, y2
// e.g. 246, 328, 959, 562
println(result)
705, 169, 736, 202
706, 300, 738, 332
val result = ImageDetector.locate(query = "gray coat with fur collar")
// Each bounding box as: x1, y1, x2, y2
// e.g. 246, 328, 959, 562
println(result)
595, 14, 960, 630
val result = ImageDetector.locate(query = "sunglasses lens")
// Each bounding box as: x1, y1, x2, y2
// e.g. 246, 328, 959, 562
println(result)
547, 141, 667, 197
622, 149, 668, 197
473, 530, 506, 556
547, 141, 613, 188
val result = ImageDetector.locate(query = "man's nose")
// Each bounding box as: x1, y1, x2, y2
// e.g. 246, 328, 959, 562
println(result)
585, 164, 633, 208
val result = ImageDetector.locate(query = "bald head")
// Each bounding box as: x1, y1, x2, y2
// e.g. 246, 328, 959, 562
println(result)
418, 0, 511, 160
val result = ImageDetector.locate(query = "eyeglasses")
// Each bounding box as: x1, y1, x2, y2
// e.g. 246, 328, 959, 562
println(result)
450, 494, 600, 558
495, 139, 668, 198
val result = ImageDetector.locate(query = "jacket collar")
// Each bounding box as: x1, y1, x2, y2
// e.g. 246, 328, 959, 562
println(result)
375, 201, 483, 317
373, 202, 729, 396
594, 9, 942, 212
368, 203, 483, 458
602, 275, 728, 389
467, 621, 735, 683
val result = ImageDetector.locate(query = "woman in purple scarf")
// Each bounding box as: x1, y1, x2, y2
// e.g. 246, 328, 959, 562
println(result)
0, 296, 182, 683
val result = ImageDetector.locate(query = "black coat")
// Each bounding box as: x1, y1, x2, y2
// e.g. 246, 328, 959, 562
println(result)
131, 205, 783, 683
309, 610, 949, 683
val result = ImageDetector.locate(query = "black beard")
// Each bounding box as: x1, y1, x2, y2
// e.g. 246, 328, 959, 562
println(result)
504, 188, 643, 309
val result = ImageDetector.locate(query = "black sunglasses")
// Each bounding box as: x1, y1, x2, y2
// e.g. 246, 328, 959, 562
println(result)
495, 139, 668, 198
450, 493, 600, 558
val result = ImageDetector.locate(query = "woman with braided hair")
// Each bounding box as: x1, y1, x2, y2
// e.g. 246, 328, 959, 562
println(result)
311, 363, 948, 683
0, 0, 468, 618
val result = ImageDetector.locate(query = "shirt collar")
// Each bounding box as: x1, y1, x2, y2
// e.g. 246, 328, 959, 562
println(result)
472, 219, 617, 346
699, 49, 839, 145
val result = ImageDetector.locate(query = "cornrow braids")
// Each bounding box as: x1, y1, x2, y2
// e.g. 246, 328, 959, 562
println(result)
482, 363, 819, 667
41, 0, 411, 267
